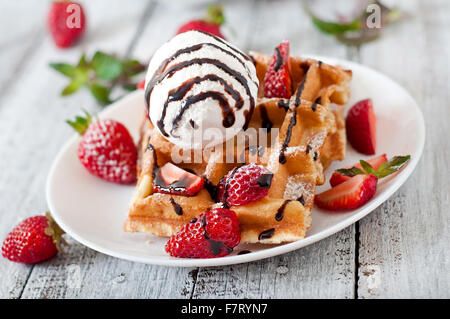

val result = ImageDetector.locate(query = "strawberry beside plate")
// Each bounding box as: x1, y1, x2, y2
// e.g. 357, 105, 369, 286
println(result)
46, 56, 425, 267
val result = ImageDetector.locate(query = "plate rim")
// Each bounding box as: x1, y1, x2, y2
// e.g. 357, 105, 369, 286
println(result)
46, 56, 426, 267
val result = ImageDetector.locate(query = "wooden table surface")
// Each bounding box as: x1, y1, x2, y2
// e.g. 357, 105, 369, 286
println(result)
0, 0, 448, 299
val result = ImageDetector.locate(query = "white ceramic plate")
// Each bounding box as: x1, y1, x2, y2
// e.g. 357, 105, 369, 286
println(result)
46, 57, 425, 267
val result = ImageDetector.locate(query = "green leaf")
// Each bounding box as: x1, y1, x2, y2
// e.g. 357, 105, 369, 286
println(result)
312, 18, 361, 35
88, 82, 111, 104
77, 54, 88, 69
122, 83, 139, 92
121, 59, 146, 77
375, 155, 411, 178
336, 166, 365, 177
66, 110, 93, 135
360, 160, 375, 174
61, 78, 85, 96
49, 63, 77, 77
92, 51, 123, 81
206, 4, 225, 25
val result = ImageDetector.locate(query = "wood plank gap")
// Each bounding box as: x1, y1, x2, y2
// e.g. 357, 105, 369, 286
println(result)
17, 265, 34, 299
354, 222, 360, 299
345, 43, 362, 299
188, 268, 199, 299
125, 0, 158, 57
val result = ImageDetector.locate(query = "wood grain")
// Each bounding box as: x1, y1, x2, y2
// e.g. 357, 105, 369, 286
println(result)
356, 0, 450, 298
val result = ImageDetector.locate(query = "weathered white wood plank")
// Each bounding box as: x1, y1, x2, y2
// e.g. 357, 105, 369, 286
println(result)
192, 0, 356, 299
0, 1, 51, 298
357, 0, 450, 298
15, 0, 201, 299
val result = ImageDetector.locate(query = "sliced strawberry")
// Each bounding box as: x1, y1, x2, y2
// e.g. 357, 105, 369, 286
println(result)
263, 40, 292, 98
153, 163, 204, 196
315, 174, 377, 211
346, 99, 376, 155
330, 154, 387, 187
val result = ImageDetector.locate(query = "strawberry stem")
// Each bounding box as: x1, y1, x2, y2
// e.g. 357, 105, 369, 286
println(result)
205, 4, 225, 26
66, 109, 93, 135
44, 212, 67, 253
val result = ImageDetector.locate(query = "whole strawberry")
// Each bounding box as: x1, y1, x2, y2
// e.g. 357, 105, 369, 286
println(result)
2, 213, 65, 264
218, 163, 273, 207
165, 208, 240, 258
48, 1, 86, 48
67, 111, 137, 184
176, 5, 226, 39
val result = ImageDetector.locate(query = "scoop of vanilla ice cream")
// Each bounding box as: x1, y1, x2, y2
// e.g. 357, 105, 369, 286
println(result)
144, 30, 259, 149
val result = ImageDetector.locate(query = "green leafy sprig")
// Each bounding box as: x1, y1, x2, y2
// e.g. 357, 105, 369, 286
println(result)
336, 155, 411, 179
50, 51, 147, 105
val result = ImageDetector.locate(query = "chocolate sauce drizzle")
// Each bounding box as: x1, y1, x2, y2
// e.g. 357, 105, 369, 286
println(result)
169, 197, 183, 216
203, 177, 219, 201
295, 77, 306, 106
189, 119, 198, 129
171, 91, 235, 137
157, 74, 244, 137
274, 47, 283, 72
311, 96, 321, 112
201, 214, 233, 255
146, 57, 255, 136
257, 173, 273, 188
275, 199, 292, 221
277, 99, 290, 111
313, 151, 318, 161
146, 142, 158, 177
258, 228, 275, 240
305, 144, 312, 155
195, 30, 252, 63
259, 104, 273, 130
279, 109, 297, 164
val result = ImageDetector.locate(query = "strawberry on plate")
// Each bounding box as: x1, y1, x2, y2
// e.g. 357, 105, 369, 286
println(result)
67, 111, 137, 184
218, 163, 273, 207
48, 1, 86, 48
263, 40, 292, 98
165, 208, 240, 258
2, 213, 66, 264
153, 162, 204, 196
330, 153, 387, 187
315, 174, 378, 210
176, 5, 226, 39
346, 99, 376, 155
316, 155, 411, 211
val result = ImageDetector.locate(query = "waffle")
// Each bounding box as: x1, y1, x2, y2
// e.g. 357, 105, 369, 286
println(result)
125, 52, 352, 244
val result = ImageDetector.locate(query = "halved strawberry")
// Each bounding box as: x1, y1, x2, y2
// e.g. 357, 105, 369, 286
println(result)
346, 99, 376, 155
263, 40, 292, 98
315, 174, 378, 211
330, 154, 387, 187
153, 163, 204, 196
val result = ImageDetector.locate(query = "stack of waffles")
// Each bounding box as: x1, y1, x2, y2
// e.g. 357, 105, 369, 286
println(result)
125, 51, 352, 244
